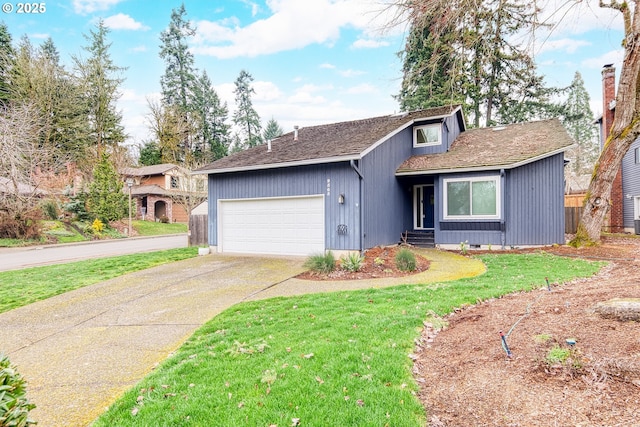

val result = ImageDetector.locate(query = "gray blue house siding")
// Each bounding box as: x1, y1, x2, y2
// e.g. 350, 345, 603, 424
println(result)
360, 128, 415, 248
430, 154, 566, 247
505, 154, 566, 246
207, 162, 362, 251
622, 138, 640, 229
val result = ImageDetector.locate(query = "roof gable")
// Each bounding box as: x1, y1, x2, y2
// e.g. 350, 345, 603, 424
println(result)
396, 119, 574, 175
196, 105, 463, 174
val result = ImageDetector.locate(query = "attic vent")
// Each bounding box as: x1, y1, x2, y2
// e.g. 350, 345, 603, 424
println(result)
493, 126, 506, 131
294, 125, 299, 141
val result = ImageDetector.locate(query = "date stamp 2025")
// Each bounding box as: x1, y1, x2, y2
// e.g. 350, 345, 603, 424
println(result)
2, 2, 46, 14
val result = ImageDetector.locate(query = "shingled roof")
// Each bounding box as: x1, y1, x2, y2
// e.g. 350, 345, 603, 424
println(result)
122, 163, 178, 177
396, 119, 574, 175
195, 105, 462, 174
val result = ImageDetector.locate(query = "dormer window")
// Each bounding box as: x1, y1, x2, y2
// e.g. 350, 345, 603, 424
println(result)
413, 123, 441, 147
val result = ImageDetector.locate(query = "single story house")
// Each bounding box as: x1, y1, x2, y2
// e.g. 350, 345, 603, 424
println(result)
195, 105, 573, 256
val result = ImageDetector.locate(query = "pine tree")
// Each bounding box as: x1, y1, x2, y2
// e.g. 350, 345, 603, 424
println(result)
263, 117, 284, 141
74, 20, 126, 160
193, 70, 230, 162
138, 140, 163, 166
233, 69, 262, 150
396, 0, 559, 127
87, 152, 127, 223
0, 22, 14, 107
11, 36, 90, 170
562, 71, 598, 175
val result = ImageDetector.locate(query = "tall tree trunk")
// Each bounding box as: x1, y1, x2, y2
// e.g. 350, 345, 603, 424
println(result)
573, 3, 640, 245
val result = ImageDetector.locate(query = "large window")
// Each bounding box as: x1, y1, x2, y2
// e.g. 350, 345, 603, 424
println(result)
413, 124, 441, 147
444, 176, 500, 219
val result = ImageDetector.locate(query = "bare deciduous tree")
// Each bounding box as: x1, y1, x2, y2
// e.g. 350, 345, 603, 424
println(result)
0, 103, 47, 238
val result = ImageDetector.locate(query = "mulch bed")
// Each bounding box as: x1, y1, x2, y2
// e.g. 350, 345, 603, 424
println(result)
296, 245, 430, 281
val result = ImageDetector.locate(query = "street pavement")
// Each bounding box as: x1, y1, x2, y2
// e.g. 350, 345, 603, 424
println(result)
0, 234, 188, 271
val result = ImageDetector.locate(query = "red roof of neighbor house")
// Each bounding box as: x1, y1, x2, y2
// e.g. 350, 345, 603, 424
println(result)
396, 119, 574, 175
195, 105, 463, 174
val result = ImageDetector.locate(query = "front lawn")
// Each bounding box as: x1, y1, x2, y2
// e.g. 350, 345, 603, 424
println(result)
93, 253, 604, 427
133, 220, 187, 236
0, 247, 198, 314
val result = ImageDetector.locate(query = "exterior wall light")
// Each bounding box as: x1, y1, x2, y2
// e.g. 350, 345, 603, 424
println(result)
338, 193, 345, 204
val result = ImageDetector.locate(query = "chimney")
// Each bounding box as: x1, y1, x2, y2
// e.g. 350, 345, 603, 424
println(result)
602, 64, 616, 142
267, 139, 271, 152
294, 125, 299, 141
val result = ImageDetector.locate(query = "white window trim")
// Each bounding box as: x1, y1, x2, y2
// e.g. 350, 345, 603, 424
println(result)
443, 176, 501, 220
413, 123, 442, 147
634, 196, 640, 220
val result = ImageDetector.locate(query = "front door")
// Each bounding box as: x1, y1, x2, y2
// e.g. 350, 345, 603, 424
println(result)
414, 185, 434, 229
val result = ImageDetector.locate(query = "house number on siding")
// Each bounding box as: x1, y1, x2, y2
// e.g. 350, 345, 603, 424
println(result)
326, 178, 330, 196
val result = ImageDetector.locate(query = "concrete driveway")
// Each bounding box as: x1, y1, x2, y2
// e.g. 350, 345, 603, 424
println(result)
0, 254, 307, 427
0, 249, 484, 427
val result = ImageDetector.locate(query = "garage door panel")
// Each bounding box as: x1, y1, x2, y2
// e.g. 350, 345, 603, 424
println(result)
219, 196, 325, 256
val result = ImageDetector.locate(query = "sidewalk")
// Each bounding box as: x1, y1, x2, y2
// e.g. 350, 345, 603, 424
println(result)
0, 249, 484, 427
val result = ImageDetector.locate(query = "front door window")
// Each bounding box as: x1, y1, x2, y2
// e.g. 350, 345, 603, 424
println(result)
414, 185, 434, 229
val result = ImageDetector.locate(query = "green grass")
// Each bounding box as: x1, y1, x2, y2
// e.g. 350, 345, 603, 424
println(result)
93, 252, 604, 427
133, 220, 187, 236
41, 220, 87, 244
0, 247, 198, 314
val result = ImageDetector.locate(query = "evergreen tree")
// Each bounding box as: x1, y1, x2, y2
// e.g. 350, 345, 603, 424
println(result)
11, 36, 90, 170
396, 17, 463, 111
138, 140, 163, 166
0, 22, 15, 107
263, 117, 283, 141
232, 69, 262, 149
562, 71, 598, 175
193, 70, 230, 162
396, 0, 559, 127
87, 152, 127, 223
74, 20, 126, 159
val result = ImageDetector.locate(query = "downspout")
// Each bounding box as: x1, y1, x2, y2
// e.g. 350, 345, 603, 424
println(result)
350, 159, 364, 251
500, 168, 506, 249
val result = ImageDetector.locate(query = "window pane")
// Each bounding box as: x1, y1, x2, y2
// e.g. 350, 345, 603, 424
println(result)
447, 181, 470, 216
472, 180, 497, 215
416, 126, 440, 145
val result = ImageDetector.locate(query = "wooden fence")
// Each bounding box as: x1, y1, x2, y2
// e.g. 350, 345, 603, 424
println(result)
188, 214, 208, 247
565, 207, 583, 234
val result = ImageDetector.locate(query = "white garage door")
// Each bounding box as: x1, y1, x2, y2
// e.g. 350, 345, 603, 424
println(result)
218, 195, 325, 256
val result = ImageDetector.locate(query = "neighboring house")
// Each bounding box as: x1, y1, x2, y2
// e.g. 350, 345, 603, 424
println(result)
195, 105, 573, 256
597, 65, 640, 233
0, 176, 48, 197
121, 163, 207, 223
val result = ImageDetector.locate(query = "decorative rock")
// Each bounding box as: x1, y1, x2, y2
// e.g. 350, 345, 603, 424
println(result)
198, 247, 210, 256
593, 298, 640, 321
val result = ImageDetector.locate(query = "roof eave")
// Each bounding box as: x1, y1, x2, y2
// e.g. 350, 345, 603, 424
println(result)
396, 146, 571, 176
197, 154, 361, 175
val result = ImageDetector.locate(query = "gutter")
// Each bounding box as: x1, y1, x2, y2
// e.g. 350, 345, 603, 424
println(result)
350, 160, 364, 252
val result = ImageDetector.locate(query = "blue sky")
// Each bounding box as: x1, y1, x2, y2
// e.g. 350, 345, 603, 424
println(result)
0, 0, 626, 148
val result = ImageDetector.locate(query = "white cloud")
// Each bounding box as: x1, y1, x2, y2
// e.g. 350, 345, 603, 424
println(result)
131, 45, 147, 53
73, 0, 123, 14
537, 0, 624, 37
352, 38, 390, 49
536, 38, 591, 55
339, 69, 366, 78
254, 81, 283, 102
103, 14, 150, 31
581, 49, 625, 69
319, 63, 336, 69
346, 83, 377, 95
191, 0, 399, 59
